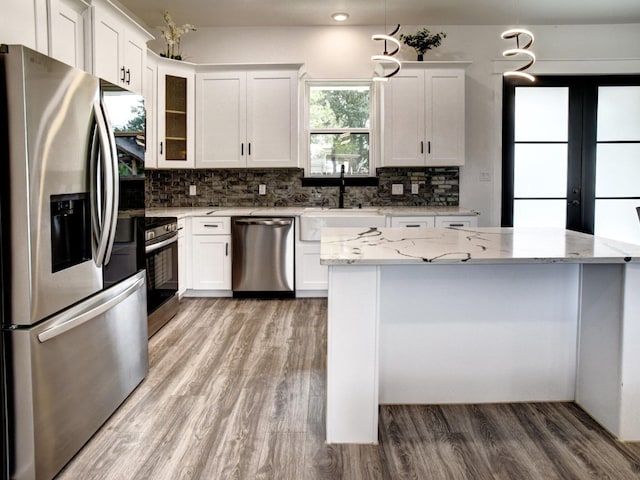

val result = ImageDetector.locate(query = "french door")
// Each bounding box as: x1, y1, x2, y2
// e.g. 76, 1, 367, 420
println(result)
502, 75, 640, 244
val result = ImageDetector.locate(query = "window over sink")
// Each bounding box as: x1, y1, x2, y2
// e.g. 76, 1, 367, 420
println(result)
305, 81, 376, 177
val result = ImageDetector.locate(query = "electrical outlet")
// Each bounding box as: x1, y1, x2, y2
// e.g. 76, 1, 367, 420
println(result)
189, 185, 197, 196
411, 183, 419, 194
259, 184, 266, 195
392, 184, 403, 195
479, 171, 492, 182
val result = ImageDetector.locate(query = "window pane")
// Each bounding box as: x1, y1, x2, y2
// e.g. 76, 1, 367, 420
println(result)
309, 86, 370, 129
595, 143, 640, 197
595, 199, 640, 244
309, 133, 369, 176
515, 87, 569, 142
513, 200, 567, 228
514, 144, 567, 198
597, 86, 640, 141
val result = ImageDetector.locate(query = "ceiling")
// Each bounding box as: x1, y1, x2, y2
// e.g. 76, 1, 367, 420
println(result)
118, 0, 640, 30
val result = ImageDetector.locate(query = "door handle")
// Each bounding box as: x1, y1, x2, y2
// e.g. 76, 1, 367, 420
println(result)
99, 99, 120, 265
241, 143, 244, 156
569, 200, 580, 206
225, 242, 229, 257
92, 100, 114, 267
125, 69, 131, 85
120, 66, 126, 83
160, 141, 163, 155
420, 141, 424, 154
428, 141, 431, 154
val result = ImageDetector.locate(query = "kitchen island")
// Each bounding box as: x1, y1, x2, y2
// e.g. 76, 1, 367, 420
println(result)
321, 227, 640, 444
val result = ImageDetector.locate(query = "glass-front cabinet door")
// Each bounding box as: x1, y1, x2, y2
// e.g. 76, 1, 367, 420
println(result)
157, 60, 195, 168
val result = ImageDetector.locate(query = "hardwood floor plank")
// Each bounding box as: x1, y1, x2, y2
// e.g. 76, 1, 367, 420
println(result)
56, 298, 640, 480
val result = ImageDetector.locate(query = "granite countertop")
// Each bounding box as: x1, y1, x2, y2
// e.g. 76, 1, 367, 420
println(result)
146, 206, 478, 218
320, 227, 640, 265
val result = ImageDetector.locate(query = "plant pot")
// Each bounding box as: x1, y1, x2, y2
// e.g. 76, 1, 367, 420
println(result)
417, 53, 424, 61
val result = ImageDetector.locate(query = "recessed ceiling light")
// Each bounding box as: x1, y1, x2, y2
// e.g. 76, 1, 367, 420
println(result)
331, 12, 349, 22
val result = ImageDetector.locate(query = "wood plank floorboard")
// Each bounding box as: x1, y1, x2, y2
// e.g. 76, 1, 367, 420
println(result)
56, 298, 640, 480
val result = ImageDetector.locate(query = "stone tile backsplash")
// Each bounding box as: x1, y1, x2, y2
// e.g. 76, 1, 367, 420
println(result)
145, 167, 459, 208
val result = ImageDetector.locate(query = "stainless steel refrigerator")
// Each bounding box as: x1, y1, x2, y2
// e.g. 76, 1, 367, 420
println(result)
0, 45, 148, 480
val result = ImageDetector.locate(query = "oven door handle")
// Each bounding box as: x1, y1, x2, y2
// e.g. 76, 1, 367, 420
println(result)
145, 233, 178, 254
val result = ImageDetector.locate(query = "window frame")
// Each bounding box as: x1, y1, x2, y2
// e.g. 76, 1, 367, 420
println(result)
303, 79, 379, 179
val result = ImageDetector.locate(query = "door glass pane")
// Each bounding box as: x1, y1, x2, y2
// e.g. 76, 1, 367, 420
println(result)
514, 144, 567, 198
513, 200, 567, 228
597, 86, 640, 141
595, 200, 640, 245
596, 144, 640, 197
515, 87, 569, 142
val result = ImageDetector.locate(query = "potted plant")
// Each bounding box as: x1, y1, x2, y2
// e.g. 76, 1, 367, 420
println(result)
158, 11, 196, 60
400, 28, 447, 61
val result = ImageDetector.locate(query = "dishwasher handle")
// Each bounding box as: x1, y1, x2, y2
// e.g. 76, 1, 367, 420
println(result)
233, 218, 293, 227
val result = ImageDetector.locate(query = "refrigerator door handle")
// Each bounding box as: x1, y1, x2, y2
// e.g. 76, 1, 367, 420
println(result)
91, 100, 113, 267
37, 273, 145, 343
99, 99, 120, 265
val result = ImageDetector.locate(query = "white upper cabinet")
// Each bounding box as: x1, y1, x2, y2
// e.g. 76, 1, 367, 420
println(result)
1, 0, 48, 53
156, 59, 195, 168
48, 0, 89, 69
195, 65, 302, 169
92, 0, 152, 93
383, 64, 467, 167
144, 51, 158, 169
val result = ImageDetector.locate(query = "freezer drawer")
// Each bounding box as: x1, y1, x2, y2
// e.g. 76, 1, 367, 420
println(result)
5, 271, 148, 480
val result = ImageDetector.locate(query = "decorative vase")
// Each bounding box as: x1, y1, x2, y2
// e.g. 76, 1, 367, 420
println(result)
417, 53, 424, 61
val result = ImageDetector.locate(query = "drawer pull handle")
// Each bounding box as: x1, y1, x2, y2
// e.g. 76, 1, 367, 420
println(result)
449, 223, 464, 227
406, 224, 421, 228
204, 224, 219, 228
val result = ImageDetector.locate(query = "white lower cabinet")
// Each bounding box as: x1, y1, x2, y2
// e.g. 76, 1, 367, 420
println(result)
435, 215, 478, 228
189, 217, 231, 291
177, 218, 187, 296
390, 216, 436, 228
295, 241, 328, 293
390, 215, 478, 229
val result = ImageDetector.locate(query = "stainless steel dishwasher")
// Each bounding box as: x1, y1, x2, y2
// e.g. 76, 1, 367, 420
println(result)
231, 217, 295, 298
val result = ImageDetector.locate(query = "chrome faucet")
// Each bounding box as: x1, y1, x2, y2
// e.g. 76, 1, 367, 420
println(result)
338, 164, 345, 209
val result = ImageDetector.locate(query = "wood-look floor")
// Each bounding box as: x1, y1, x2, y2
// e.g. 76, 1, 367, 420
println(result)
57, 298, 640, 479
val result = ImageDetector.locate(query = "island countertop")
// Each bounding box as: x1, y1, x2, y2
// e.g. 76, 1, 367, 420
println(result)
320, 227, 640, 265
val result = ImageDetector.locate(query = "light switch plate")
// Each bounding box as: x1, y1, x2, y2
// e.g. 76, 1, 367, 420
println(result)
411, 183, 419, 194
189, 185, 197, 196
259, 184, 266, 195
392, 184, 403, 195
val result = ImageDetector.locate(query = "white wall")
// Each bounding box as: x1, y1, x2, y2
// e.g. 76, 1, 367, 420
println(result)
149, 24, 640, 226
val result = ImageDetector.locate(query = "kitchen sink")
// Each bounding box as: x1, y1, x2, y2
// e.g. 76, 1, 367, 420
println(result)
299, 208, 386, 241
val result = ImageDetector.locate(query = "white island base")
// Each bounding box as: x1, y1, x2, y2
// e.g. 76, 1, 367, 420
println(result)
323, 228, 640, 444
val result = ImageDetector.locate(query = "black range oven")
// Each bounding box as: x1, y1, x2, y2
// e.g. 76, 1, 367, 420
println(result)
145, 216, 179, 337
